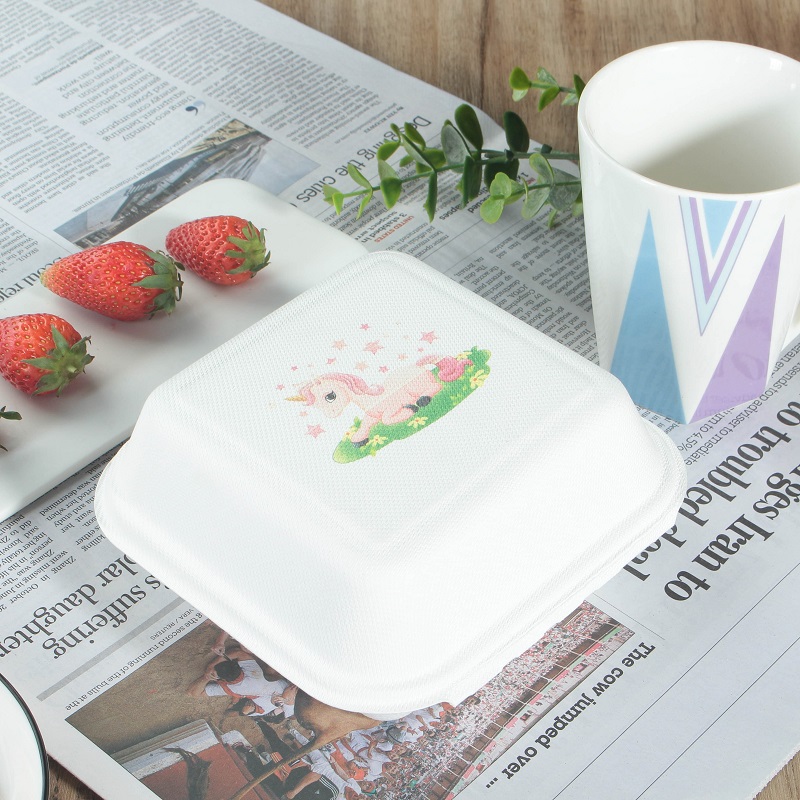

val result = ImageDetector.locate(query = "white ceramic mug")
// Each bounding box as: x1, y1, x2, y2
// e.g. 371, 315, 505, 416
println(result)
578, 41, 800, 423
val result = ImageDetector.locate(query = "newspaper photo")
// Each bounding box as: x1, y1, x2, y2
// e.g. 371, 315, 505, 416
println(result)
1, 1, 799, 799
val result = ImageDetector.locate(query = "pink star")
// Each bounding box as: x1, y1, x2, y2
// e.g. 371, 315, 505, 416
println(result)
307, 424, 324, 438
291, 365, 298, 371
332, 340, 346, 350
360, 323, 370, 330
364, 340, 384, 355
398, 353, 408, 360
327, 357, 337, 365
421, 330, 438, 343
379, 365, 389, 373
355, 361, 369, 371
276, 384, 285, 391
418, 347, 425, 352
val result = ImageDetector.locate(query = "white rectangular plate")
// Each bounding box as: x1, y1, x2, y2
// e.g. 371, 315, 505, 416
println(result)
0, 179, 367, 520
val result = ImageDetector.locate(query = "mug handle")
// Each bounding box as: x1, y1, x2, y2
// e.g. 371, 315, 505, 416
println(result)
784, 305, 800, 350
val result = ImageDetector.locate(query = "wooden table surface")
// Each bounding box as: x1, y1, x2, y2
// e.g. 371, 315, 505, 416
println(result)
50, 1, 800, 798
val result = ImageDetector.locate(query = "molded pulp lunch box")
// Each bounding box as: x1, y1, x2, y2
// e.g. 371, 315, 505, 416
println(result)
94, 251, 686, 718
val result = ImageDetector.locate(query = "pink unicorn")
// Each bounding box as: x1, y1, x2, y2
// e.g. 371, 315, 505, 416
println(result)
288, 355, 472, 446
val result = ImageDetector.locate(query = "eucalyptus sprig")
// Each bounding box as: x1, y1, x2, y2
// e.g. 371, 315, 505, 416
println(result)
324, 67, 584, 228
509, 66, 585, 108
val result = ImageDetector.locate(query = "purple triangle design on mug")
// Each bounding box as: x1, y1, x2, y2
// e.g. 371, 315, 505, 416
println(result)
691, 219, 785, 423
680, 196, 759, 334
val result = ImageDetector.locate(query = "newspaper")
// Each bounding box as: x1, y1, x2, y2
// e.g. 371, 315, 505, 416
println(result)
1, 1, 798, 799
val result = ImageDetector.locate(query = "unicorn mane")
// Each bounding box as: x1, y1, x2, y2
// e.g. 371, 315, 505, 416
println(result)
296, 372, 384, 404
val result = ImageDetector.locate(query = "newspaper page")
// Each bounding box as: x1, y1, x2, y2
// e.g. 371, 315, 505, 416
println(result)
0, 1, 798, 799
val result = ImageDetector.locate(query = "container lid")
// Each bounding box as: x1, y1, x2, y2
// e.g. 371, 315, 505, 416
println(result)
94, 251, 686, 718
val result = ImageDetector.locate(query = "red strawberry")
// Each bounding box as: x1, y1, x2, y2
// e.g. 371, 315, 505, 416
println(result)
40, 241, 183, 321
0, 314, 93, 396
165, 215, 270, 285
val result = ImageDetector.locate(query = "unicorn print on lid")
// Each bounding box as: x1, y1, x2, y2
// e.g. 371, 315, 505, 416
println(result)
288, 346, 491, 462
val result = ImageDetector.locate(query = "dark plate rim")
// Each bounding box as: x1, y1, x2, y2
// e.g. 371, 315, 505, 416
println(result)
0, 670, 49, 800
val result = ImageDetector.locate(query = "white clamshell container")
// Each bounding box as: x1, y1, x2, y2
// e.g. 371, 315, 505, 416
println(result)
94, 251, 686, 719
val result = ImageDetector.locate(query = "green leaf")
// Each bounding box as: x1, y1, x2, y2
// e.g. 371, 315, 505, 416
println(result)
549, 167, 582, 211
460, 153, 482, 205
322, 185, 345, 213
530, 152, 555, 183
441, 122, 469, 168
378, 160, 402, 208
488, 172, 517, 199
521, 185, 550, 219
398, 154, 414, 167
0, 406, 21, 421
547, 208, 559, 228
454, 104, 483, 150
347, 163, 372, 189
423, 173, 438, 221
377, 140, 400, 160
403, 122, 426, 148
536, 67, 558, 86
484, 158, 519, 189
561, 74, 585, 106
502, 111, 530, 153
400, 132, 435, 169
357, 190, 373, 219
509, 67, 532, 91
538, 85, 560, 111
423, 148, 446, 169
480, 197, 505, 223
509, 66, 532, 101
346, 169, 374, 217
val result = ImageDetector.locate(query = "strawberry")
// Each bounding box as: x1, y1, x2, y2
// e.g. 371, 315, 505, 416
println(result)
0, 406, 21, 451
40, 241, 183, 321
165, 215, 270, 285
0, 314, 93, 396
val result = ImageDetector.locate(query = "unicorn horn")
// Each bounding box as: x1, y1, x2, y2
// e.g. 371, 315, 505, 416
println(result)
286, 395, 306, 402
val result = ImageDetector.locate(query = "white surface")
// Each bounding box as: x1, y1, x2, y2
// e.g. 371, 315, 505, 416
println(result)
0, 179, 367, 520
95, 252, 687, 718
0, 675, 47, 800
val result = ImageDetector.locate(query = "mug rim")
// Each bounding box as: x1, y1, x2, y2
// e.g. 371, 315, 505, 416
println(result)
577, 40, 800, 199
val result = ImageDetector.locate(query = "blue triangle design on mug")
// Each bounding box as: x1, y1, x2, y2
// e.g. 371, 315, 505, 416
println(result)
703, 199, 737, 254
680, 196, 759, 334
611, 213, 685, 422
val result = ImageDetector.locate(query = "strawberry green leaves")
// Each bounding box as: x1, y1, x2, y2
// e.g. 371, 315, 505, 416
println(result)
131, 249, 184, 315
23, 325, 94, 396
